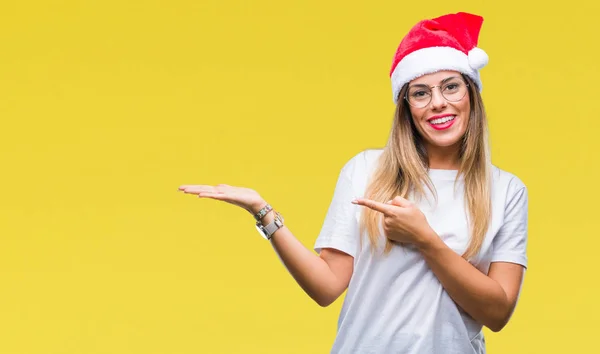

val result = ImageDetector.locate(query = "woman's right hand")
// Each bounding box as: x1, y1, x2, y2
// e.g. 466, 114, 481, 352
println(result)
178, 184, 267, 215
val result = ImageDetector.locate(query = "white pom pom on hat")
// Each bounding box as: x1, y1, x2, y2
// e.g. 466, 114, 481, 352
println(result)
468, 47, 489, 70
389, 12, 489, 103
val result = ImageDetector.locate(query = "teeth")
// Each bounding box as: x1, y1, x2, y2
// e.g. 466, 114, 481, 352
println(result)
430, 116, 455, 125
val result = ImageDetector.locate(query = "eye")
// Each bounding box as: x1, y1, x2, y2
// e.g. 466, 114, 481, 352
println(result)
410, 90, 430, 98
443, 82, 462, 92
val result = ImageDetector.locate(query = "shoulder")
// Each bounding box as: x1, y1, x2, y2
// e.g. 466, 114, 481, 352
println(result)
335, 149, 384, 192
490, 165, 528, 201
340, 148, 384, 176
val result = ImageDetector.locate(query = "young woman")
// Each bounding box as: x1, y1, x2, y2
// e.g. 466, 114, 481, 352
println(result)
179, 12, 528, 354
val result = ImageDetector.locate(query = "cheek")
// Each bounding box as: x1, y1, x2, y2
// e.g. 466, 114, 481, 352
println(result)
410, 111, 428, 135
459, 96, 471, 117
454, 101, 471, 127
409, 107, 425, 124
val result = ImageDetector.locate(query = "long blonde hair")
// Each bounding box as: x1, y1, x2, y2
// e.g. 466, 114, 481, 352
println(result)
359, 75, 491, 260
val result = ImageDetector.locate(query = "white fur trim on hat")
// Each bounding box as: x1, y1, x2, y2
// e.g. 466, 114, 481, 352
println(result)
390, 46, 485, 103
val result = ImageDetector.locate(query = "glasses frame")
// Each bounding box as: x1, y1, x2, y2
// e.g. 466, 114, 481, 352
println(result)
403, 76, 470, 109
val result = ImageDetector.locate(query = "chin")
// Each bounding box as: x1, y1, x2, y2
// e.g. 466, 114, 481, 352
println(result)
421, 122, 467, 149
433, 137, 462, 147
423, 134, 464, 149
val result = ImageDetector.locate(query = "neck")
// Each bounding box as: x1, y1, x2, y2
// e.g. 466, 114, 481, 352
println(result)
426, 143, 461, 170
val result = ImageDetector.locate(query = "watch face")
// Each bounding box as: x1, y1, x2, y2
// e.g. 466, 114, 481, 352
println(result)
255, 213, 284, 240
255, 224, 268, 240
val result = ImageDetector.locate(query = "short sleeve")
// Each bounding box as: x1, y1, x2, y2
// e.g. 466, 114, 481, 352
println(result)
490, 181, 529, 268
313, 160, 360, 258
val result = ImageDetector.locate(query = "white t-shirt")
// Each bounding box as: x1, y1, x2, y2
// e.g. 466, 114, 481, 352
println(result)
314, 149, 528, 354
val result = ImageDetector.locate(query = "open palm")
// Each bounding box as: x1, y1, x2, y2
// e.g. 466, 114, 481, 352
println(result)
178, 184, 265, 214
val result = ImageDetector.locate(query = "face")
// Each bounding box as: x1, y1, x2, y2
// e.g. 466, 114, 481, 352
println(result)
406, 70, 471, 151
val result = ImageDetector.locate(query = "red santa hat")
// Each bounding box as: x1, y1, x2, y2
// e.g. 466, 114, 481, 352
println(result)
390, 12, 489, 103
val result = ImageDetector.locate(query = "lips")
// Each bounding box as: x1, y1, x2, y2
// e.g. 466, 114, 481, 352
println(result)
427, 114, 456, 131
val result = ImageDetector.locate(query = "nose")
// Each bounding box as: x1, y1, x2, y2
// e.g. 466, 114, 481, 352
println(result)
430, 87, 447, 110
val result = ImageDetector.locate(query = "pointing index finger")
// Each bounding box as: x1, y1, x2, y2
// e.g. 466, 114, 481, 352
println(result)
352, 198, 392, 215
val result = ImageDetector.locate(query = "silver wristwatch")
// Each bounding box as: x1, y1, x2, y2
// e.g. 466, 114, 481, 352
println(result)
255, 211, 284, 240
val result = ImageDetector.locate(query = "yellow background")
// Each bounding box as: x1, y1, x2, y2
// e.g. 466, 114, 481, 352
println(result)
0, 0, 596, 353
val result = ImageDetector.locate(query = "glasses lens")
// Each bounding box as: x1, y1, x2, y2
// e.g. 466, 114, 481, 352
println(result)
441, 79, 468, 102
407, 86, 431, 108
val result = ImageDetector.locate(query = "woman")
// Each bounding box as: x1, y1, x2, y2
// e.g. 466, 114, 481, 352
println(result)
179, 12, 528, 354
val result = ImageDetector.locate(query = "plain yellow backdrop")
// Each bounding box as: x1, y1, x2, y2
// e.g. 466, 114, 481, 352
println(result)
0, 0, 597, 353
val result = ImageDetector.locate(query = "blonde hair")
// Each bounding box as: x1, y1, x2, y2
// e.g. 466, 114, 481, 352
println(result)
359, 75, 491, 259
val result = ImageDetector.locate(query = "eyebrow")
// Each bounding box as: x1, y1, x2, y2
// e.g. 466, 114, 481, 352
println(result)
409, 76, 460, 88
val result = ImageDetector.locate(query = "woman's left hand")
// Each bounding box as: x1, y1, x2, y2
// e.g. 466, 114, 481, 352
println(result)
352, 196, 434, 247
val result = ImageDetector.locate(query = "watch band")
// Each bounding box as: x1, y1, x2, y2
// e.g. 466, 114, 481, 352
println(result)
253, 203, 273, 221
263, 219, 283, 238
255, 211, 284, 240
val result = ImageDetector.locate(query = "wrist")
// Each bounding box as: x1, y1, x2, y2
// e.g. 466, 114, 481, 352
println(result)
249, 199, 268, 215
415, 227, 440, 251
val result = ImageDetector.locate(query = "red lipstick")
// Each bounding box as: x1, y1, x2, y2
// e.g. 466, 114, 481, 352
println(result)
427, 114, 456, 131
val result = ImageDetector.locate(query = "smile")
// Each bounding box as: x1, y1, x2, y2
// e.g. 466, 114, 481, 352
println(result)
427, 115, 456, 130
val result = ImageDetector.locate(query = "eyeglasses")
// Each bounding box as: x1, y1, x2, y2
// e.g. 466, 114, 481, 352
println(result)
404, 78, 469, 108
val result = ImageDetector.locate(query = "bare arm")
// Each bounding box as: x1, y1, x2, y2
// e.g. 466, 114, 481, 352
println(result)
258, 206, 354, 307
417, 232, 525, 332
178, 184, 354, 307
